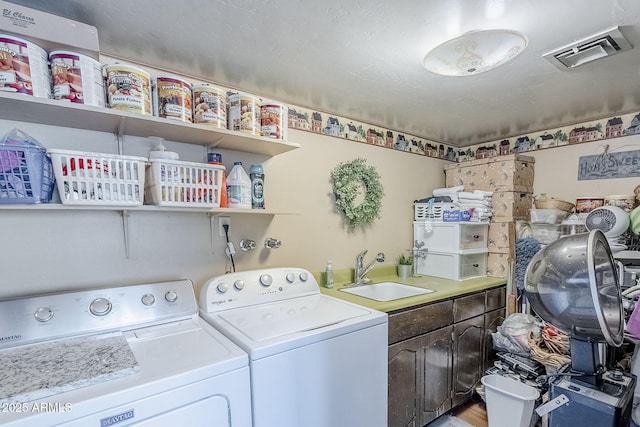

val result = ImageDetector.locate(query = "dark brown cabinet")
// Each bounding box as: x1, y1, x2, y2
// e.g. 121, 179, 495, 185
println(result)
388, 286, 506, 427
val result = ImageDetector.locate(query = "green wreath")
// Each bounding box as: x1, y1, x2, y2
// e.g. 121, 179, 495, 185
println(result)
330, 158, 384, 229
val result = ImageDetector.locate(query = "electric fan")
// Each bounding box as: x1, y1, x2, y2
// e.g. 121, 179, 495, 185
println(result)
524, 230, 635, 426
585, 206, 630, 252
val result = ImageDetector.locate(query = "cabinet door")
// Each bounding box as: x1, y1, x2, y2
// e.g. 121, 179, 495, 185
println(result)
452, 315, 484, 407
419, 326, 453, 426
484, 308, 506, 371
389, 336, 422, 427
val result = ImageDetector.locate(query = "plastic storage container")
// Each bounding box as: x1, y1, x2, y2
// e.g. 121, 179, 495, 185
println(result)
414, 202, 459, 221
414, 249, 488, 280
49, 149, 145, 206
605, 195, 636, 212
0, 143, 54, 205
226, 162, 251, 209
482, 375, 539, 427
529, 208, 568, 224
530, 223, 561, 244
145, 159, 224, 207
576, 197, 604, 214
414, 222, 488, 252
560, 214, 587, 236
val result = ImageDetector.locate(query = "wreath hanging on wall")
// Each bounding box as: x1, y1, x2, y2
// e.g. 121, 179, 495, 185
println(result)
330, 158, 384, 229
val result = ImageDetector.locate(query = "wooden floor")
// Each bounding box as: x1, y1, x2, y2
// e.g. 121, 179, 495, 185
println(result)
451, 397, 489, 427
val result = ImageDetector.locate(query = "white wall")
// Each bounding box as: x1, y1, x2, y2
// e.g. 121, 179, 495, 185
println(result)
528, 134, 640, 202
0, 120, 448, 299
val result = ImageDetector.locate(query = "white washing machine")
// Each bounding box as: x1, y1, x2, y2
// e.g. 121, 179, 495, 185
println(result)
0, 279, 251, 427
199, 267, 388, 427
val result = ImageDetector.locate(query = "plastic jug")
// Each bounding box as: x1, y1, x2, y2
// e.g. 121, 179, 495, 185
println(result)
227, 162, 251, 209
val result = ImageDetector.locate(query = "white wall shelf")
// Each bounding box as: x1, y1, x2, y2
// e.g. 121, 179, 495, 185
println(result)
0, 92, 300, 156
0, 92, 300, 258
0, 204, 298, 215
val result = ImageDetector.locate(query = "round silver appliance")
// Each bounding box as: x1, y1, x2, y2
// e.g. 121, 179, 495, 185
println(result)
524, 230, 624, 382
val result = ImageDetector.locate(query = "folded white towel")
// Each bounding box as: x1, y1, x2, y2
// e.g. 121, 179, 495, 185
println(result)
473, 190, 494, 197
459, 201, 492, 209
458, 191, 491, 201
433, 185, 464, 197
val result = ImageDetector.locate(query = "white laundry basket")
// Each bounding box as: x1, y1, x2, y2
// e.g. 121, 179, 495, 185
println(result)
481, 375, 539, 427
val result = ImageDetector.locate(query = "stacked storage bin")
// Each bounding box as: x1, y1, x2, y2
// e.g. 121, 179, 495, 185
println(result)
444, 154, 535, 278
413, 221, 489, 280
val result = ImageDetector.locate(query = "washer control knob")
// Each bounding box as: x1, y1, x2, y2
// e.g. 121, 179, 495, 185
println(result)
234, 280, 245, 291
610, 370, 624, 381
89, 298, 112, 316
141, 293, 155, 306
165, 290, 178, 303
34, 307, 54, 322
286, 273, 295, 283
299, 272, 309, 282
260, 274, 273, 287
217, 283, 228, 293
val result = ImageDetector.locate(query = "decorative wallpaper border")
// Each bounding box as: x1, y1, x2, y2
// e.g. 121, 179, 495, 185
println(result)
285, 103, 640, 164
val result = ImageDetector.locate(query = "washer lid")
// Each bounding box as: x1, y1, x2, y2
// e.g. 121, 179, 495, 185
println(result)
216, 294, 374, 342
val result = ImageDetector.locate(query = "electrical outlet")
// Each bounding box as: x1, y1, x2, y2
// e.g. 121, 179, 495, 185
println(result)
218, 216, 230, 237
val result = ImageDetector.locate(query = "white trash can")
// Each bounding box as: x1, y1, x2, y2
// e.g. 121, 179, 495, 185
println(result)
481, 375, 540, 427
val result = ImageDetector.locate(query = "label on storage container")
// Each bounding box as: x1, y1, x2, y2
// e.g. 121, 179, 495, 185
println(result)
260, 102, 287, 139
153, 75, 192, 122
50, 50, 105, 107
228, 93, 261, 135
193, 84, 226, 127
105, 63, 152, 115
0, 34, 50, 98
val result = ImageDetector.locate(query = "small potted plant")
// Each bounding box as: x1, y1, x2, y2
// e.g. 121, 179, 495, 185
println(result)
396, 253, 413, 279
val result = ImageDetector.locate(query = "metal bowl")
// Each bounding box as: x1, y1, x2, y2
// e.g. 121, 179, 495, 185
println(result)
524, 230, 623, 346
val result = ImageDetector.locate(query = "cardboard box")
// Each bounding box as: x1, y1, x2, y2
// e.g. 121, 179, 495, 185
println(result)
488, 220, 516, 256
0, 1, 99, 58
445, 154, 534, 192
487, 252, 512, 278
492, 191, 533, 219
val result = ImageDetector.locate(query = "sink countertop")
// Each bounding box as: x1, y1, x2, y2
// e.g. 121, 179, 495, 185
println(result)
316, 266, 507, 313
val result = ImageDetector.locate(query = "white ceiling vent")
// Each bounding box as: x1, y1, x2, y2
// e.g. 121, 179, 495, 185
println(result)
543, 26, 632, 70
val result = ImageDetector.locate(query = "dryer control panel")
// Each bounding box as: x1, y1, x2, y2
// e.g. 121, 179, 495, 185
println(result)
199, 267, 320, 312
0, 280, 198, 349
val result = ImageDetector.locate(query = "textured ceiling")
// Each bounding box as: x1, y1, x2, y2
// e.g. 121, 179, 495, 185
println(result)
6, 0, 640, 147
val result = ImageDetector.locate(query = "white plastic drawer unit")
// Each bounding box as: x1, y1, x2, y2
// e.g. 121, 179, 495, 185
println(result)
414, 222, 489, 252
415, 249, 488, 281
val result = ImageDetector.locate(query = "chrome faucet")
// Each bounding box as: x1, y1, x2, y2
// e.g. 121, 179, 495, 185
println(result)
354, 250, 385, 285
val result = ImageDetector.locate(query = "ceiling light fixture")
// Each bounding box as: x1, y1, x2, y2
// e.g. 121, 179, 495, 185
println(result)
423, 29, 528, 76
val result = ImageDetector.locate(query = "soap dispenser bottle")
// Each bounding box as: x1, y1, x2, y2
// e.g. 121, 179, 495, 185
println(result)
148, 136, 180, 201
325, 260, 334, 289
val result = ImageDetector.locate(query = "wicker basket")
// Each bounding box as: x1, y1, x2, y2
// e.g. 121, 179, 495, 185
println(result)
534, 198, 575, 212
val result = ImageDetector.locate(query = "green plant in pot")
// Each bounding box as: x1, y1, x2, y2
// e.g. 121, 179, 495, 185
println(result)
396, 253, 413, 279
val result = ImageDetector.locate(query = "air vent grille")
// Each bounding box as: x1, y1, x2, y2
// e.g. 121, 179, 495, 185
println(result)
543, 26, 632, 70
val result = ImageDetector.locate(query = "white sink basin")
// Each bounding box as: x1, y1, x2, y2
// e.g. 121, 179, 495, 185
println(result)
339, 282, 434, 302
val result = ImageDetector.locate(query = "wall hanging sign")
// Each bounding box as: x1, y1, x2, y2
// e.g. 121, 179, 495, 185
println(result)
578, 149, 640, 180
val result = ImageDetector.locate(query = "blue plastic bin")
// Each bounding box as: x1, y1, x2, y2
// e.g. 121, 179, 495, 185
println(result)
0, 145, 55, 204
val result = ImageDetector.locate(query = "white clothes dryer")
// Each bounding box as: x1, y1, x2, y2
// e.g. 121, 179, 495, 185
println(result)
0, 280, 251, 427
199, 267, 388, 427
